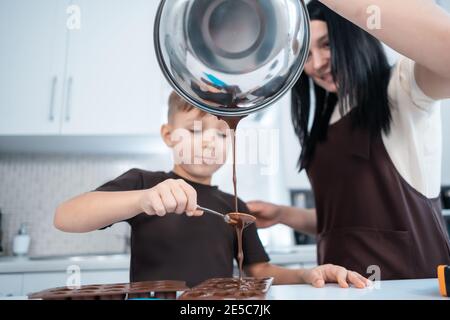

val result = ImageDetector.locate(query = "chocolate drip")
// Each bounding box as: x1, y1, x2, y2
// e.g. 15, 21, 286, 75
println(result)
219, 116, 246, 280
219, 116, 243, 213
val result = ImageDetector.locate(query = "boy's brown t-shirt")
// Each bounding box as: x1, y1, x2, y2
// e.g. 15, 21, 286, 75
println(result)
95, 169, 270, 286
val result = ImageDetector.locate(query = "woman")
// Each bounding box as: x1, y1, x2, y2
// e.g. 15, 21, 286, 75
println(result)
248, 0, 450, 280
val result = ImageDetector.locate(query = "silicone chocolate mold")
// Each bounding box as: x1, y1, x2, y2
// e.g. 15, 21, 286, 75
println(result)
179, 277, 273, 300
28, 280, 188, 300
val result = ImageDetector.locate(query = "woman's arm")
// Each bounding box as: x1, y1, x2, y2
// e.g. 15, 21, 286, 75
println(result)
280, 206, 317, 236
319, 0, 450, 99
246, 201, 317, 236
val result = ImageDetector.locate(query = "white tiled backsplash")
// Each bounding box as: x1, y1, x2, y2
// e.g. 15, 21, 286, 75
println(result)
0, 153, 173, 257
0, 152, 294, 257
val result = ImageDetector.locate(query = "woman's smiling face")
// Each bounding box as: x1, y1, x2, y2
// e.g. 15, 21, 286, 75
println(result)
303, 20, 337, 93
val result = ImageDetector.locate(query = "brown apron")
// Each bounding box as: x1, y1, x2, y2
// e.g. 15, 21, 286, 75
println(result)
306, 111, 450, 280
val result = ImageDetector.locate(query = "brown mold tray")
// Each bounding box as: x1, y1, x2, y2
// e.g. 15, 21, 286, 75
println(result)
28, 280, 188, 300
179, 277, 273, 300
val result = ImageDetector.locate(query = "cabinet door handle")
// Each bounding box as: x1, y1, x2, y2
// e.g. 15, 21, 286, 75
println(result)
65, 77, 73, 122
48, 76, 57, 121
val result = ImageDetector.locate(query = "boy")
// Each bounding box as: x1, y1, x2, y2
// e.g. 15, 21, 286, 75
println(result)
54, 92, 370, 288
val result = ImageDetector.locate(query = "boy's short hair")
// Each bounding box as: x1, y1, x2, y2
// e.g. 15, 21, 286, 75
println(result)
168, 91, 206, 123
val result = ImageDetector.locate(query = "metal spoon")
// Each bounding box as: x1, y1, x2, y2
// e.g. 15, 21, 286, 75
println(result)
196, 206, 256, 227
197, 205, 233, 223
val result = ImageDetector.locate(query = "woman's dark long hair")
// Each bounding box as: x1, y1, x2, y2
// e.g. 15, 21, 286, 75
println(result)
292, 0, 392, 170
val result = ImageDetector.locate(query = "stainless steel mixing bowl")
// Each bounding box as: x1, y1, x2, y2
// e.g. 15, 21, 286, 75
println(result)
154, 0, 310, 116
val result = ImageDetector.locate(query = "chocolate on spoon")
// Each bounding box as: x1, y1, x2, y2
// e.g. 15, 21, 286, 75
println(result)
226, 212, 256, 227
197, 205, 256, 227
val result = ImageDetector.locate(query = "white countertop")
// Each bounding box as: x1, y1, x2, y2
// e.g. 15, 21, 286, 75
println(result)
267, 278, 447, 300
0, 245, 317, 274
0, 254, 131, 274
3, 279, 446, 300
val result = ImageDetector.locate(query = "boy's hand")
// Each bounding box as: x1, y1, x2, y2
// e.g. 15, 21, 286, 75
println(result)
301, 264, 371, 289
138, 179, 202, 217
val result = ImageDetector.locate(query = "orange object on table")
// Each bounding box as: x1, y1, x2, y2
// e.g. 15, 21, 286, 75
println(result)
438, 265, 449, 297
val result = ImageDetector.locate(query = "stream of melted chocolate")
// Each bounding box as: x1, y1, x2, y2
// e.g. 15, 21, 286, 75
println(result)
219, 116, 256, 280
220, 116, 242, 213
227, 213, 256, 280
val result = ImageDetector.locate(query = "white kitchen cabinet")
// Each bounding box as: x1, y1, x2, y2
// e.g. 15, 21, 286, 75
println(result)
22, 272, 68, 296
60, 0, 165, 135
0, 0, 67, 135
0, 274, 23, 297
0, 0, 166, 138
78, 270, 129, 286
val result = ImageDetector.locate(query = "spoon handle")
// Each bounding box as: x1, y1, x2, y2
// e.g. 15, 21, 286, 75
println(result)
197, 205, 231, 223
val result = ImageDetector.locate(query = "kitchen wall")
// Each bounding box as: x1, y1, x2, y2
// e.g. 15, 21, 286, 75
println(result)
0, 153, 156, 256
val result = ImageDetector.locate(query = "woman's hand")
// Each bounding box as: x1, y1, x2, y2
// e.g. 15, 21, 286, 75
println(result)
138, 179, 202, 217
301, 264, 371, 288
246, 200, 283, 228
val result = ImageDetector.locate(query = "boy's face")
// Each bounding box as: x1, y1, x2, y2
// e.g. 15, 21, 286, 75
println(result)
162, 108, 230, 179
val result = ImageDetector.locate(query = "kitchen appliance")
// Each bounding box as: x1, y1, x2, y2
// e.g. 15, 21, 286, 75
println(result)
290, 189, 316, 245
154, 0, 310, 116
441, 186, 450, 237
0, 208, 4, 256
442, 186, 450, 209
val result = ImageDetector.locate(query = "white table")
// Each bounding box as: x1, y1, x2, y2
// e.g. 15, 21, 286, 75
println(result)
2, 278, 447, 300
267, 278, 447, 300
